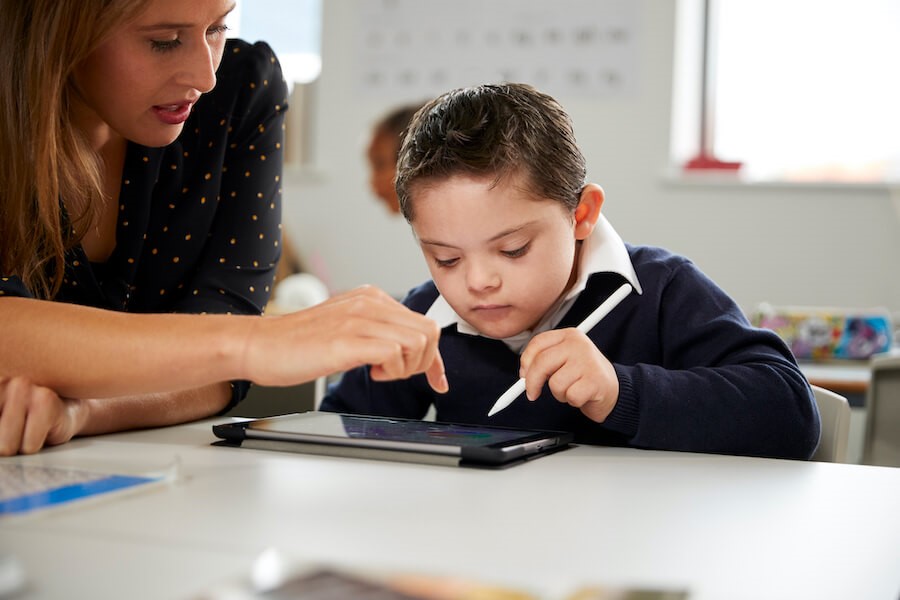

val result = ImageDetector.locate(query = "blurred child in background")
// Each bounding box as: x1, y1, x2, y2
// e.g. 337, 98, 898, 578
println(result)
366, 103, 426, 214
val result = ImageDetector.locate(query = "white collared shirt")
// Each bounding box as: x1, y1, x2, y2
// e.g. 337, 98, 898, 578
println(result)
424, 214, 643, 352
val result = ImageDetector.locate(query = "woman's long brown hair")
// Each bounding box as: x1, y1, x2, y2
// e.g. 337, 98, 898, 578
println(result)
0, 0, 146, 298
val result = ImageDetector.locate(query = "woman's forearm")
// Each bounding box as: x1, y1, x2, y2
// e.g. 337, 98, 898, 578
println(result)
0, 376, 232, 455
0, 286, 447, 403
0, 297, 253, 399
77, 382, 233, 436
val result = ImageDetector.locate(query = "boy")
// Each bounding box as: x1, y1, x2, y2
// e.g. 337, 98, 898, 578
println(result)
322, 83, 820, 459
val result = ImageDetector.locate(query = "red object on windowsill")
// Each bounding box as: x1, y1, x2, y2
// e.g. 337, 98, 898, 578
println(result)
684, 153, 742, 171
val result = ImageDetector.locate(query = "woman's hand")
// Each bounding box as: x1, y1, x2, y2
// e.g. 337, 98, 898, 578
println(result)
242, 286, 448, 393
519, 328, 619, 423
0, 376, 85, 455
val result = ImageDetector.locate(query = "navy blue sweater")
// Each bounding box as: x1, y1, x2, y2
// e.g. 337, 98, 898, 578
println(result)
321, 245, 820, 459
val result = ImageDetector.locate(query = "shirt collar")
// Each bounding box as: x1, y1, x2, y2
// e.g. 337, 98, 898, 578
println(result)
425, 214, 642, 349
563, 212, 642, 300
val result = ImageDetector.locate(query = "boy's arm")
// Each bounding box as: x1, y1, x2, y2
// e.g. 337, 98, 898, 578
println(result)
320, 282, 442, 419
602, 262, 819, 460
319, 366, 432, 420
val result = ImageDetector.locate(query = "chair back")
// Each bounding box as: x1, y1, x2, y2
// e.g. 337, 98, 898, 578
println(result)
862, 354, 900, 467
810, 385, 851, 463
225, 379, 321, 418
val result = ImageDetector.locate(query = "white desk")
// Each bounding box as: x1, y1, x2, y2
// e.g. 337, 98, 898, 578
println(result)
2, 419, 899, 600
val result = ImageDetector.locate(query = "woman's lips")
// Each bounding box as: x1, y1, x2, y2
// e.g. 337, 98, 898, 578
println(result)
152, 102, 193, 125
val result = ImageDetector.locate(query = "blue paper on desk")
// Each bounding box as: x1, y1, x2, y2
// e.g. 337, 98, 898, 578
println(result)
0, 464, 161, 517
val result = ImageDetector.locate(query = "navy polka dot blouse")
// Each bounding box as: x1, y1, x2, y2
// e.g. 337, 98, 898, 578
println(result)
1, 38, 287, 312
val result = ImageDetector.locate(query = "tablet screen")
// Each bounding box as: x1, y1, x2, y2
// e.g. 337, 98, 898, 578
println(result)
246, 413, 539, 448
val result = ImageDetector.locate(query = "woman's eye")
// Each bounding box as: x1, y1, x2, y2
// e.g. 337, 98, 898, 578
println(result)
502, 243, 530, 258
150, 24, 228, 53
150, 38, 181, 52
207, 25, 229, 39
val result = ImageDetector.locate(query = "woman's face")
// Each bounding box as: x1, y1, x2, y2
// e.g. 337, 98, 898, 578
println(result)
72, 0, 235, 148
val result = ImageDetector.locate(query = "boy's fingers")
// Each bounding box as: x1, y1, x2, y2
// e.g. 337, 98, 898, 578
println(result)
522, 336, 576, 400
519, 329, 567, 373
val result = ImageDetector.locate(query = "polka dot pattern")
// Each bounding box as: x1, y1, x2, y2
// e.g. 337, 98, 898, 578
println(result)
0, 40, 289, 322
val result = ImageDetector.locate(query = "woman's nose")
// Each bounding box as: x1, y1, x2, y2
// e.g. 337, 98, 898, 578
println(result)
180, 42, 218, 94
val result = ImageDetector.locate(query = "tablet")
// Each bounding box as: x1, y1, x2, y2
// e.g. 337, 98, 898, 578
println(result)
212, 411, 574, 468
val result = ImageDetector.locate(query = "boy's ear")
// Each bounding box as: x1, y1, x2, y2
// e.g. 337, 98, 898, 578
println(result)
573, 183, 605, 240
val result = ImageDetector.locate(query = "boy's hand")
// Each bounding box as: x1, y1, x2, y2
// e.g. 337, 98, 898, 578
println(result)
519, 329, 619, 423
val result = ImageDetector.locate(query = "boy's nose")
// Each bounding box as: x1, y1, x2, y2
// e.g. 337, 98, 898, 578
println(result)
465, 263, 501, 293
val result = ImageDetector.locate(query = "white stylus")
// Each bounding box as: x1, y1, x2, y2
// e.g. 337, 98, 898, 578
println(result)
486, 282, 633, 417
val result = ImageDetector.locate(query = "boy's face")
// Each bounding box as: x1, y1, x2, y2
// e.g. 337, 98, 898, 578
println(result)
410, 173, 585, 339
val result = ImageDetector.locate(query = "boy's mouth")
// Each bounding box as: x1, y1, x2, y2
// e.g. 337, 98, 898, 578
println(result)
473, 303, 508, 310
471, 304, 514, 321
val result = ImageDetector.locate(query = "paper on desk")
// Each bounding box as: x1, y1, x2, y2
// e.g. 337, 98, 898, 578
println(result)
0, 462, 175, 518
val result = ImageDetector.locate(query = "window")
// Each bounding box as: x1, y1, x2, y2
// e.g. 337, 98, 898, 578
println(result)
673, 0, 900, 183
227, 1, 322, 167
227, 0, 322, 91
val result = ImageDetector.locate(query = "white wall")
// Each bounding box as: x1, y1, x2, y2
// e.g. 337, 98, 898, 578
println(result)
280, 0, 900, 319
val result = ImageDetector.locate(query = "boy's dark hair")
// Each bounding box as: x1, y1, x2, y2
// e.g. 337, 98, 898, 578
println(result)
396, 83, 586, 222
374, 102, 427, 160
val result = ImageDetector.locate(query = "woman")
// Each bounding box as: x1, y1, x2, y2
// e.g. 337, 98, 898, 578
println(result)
0, 0, 447, 455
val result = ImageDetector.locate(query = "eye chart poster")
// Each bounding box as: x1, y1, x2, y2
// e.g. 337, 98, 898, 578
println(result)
355, 0, 638, 99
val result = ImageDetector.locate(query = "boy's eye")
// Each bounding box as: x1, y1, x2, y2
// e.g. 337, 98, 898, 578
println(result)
502, 243, 530, 259
434, 257, 459, 268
